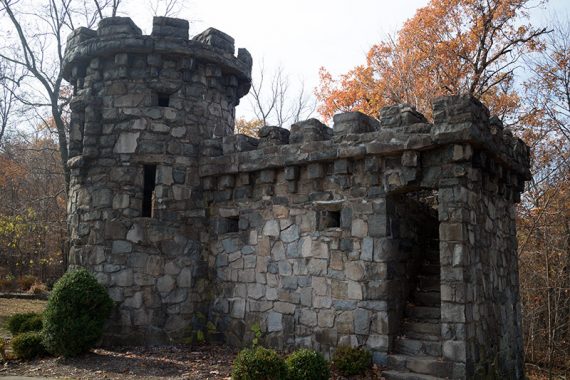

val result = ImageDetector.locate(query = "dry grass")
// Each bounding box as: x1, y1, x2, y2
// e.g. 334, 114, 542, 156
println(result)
0, 297, 47, 337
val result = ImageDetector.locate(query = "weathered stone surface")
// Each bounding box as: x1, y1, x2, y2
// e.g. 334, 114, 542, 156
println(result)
65, 16, 528, 378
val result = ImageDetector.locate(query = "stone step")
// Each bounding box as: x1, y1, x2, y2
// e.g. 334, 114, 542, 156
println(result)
382, 369, 446, 380
416, 275, 440, 290
387, 354, 452, 378
394, 337, 442, 357
402, 321, 441, 337
401, 331, 441, 342
412, 290, 441, 307
405, 305, 441, 320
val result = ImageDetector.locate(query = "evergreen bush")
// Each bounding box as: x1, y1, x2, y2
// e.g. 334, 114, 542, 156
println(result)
331, 346, 372, 377
12, 331, 47, 360
6, 313, 43, 335
42, 268, 113, 357
232, 346, 288, 380
286, 348, 330, 380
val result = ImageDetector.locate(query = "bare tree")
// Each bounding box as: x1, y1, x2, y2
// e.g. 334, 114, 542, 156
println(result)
248, 61, 316, 129
147, 0, 183, 17
93, 0, 122, 19
0, 0, 126, 189
0, 58, 25, 145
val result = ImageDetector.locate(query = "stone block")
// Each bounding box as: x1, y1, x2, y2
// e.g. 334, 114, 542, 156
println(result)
274, 301, 296, 314
351, 218, 368, 238
366, 335, 389, 351
307, 163, 324, 179
263, 220, 280, 237
177, 267, 192, 287
331, 280, 348, 299
345, 262, 365, 281
112, 269, 133, 287
347, 281, 363, 300
230, 298, 246, 319
318, 309, 335, 328
290, 118, 332, 143
333, 112, 380, 135
280, 224, 300, 243
300, 309, 317, 327
152, 17, 189, 39
443, 340, 466, 363
193, 27, 235, 53
258, 125, 290, 146
361, 237, 374, 261
379, 103, 427, 128
157, 275, 175, 293
441, 302, 466, 323
97, 17, 142, 37
354, 308, 370, 334
336, 311, 353, 334
112, 240, 132, 254
267, 311, 283, 332
284, 166, 299, 181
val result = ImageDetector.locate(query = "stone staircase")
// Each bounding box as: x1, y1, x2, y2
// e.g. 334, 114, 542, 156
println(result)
383, 250, 457, 380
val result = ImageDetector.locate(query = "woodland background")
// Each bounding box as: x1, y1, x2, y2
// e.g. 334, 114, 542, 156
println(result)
0, 0, 568, 377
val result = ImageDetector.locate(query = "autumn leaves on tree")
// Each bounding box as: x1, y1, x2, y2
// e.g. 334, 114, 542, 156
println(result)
316, 0, 546, 122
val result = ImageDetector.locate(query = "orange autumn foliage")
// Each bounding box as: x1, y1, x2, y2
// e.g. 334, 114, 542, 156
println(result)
316, 0, 546, 122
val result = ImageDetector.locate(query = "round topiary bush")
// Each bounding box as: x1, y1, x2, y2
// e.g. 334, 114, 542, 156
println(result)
6, 312, 43, 335
331, 346, 372, 377
12, 331, 47, 360
42, 268, 113, 357
232, 346, 288, 380
286, 348, 330, 380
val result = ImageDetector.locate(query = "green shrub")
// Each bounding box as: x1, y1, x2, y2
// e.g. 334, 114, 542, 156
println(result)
12, 331, 47, 360
286, 348, 330, 380
331, 346, 372, 377
232, 346, 288, 380
6, 313, 43, 335
42, 268, 113, 357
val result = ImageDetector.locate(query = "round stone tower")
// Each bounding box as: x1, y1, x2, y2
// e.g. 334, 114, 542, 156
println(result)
63, 16, 251, 344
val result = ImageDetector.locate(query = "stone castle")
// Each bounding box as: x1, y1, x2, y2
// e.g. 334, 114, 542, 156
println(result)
63, 17, 530, 379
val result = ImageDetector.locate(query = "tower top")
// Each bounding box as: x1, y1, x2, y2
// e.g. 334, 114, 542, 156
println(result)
63, 16, 252, 98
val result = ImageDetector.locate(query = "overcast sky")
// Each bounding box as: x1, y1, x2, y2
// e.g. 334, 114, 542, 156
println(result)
130, 0, 570, 122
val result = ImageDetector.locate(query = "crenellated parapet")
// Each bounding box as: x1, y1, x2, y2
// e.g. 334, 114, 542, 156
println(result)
63, 17, 251, 96
200, 95, 530, 203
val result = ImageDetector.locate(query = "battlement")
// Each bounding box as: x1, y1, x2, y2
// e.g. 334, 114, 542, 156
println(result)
63, 17, 251, 98
201, 95, 530, 202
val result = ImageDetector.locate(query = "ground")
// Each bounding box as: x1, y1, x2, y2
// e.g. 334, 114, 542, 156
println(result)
1, 345, 236, 379
0, 298, 47, 338
1, 298, 385, 379
1, 298, 557, 379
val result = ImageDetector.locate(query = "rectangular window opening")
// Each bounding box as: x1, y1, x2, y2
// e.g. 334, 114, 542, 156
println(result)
220, 216, 239, 234
318, 210, 340, 230
142, 164, 157, 218
157, 93, 170, 107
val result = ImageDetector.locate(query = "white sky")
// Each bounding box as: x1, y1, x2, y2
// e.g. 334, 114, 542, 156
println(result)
190, 0, 430, 120
127, 0, 570, 122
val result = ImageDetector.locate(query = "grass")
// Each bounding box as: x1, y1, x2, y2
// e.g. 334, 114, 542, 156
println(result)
0, 298, 47, 338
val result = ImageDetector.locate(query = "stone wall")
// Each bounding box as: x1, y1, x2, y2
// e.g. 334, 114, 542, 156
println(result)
64, 17, 530, 379
64, 16, 251, 344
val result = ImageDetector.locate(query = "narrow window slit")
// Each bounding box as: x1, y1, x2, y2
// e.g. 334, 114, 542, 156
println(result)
157, 93, 170, 107
142, 164, 156, 218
